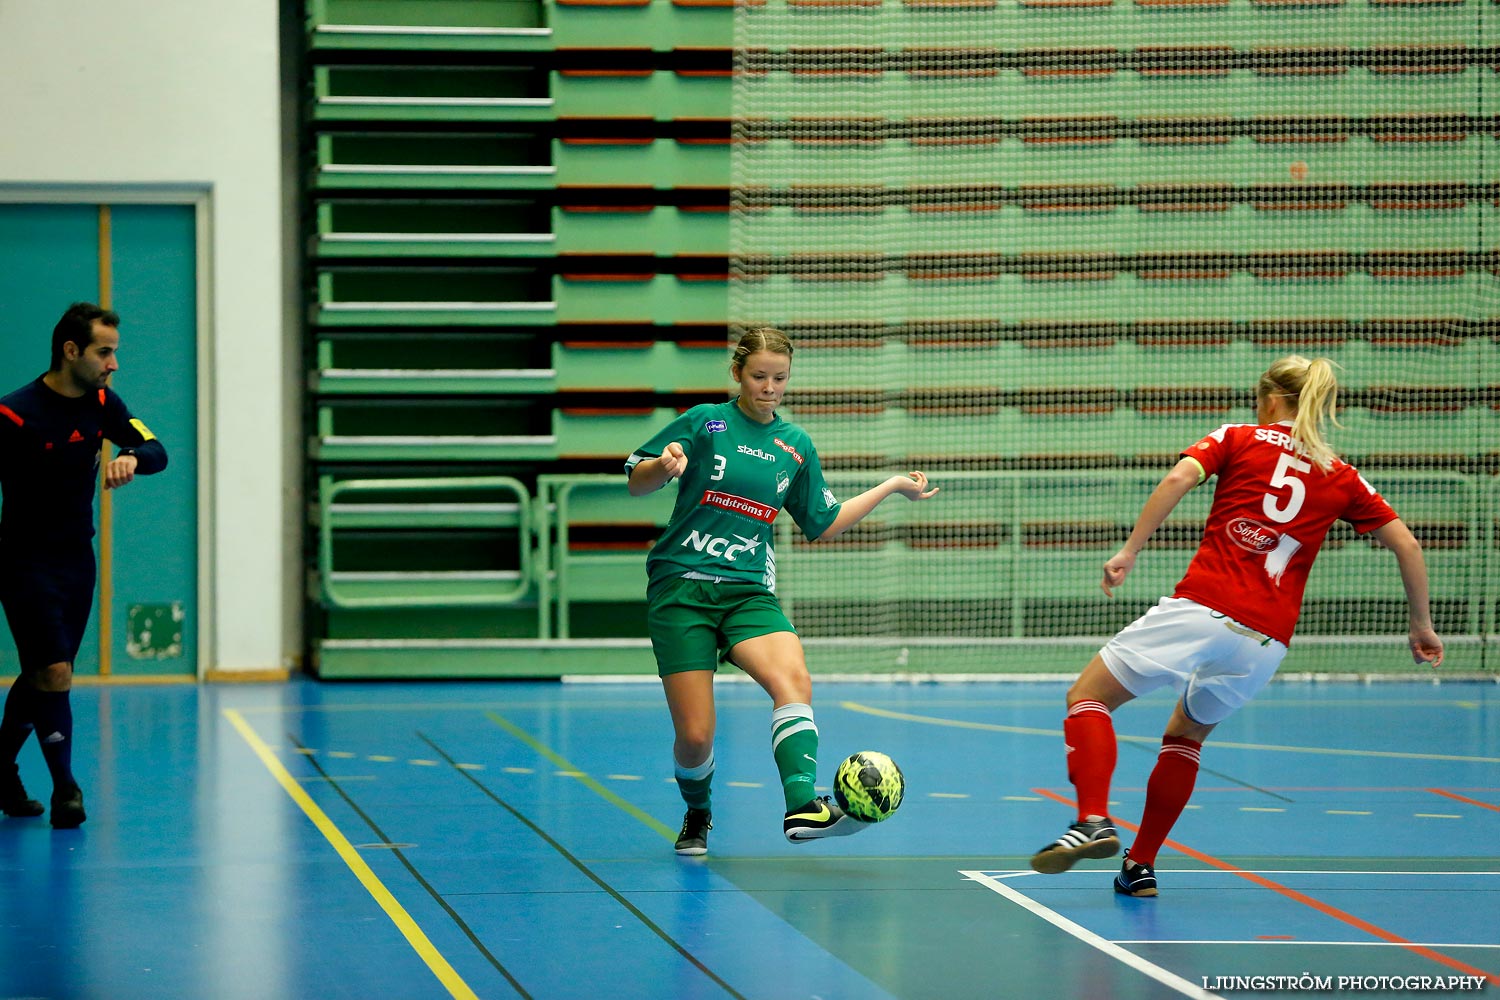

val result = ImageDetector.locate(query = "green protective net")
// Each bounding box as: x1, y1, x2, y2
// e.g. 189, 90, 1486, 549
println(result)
729, 0, 1496, 674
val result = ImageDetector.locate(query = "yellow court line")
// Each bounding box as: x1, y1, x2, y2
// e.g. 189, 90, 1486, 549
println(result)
484, 710, 678, 843
203, 668, 291, 683
222, 709, 478, 1000
840, 701, 1500, 764
1, 675, 197, 687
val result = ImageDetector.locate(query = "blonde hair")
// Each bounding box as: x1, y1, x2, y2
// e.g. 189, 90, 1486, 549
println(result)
1257, 354, 1342, 471
730, 326, 793, 375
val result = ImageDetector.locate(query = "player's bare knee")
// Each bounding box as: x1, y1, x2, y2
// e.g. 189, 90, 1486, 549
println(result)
1166, 711, 1216, 744
1066, 675, 1114, 709
674, 732, 714, 763
35, 662, 73, 692
775, 664, 812, 706
1067, 655, 1133, 710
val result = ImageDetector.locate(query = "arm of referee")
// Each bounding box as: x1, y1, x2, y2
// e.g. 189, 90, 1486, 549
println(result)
104, 394, 168, 475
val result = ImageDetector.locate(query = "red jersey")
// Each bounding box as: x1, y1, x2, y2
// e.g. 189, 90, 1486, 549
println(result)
1172, 421, 1397, 646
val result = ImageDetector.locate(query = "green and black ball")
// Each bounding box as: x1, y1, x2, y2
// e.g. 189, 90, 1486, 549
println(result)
833, 750, 906, 822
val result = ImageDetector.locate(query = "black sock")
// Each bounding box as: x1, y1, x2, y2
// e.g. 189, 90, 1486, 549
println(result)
0, 681, 36, 767
31, 690, 76, 793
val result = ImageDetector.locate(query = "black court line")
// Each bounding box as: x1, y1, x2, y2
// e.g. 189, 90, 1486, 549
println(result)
288, 733, 534, 999
1122, 739, 1296, 803
418, 732, 749, 1000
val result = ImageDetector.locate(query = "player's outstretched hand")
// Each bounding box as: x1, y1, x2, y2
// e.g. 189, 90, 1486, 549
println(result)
1409, 626, 1444, 669
894, 470, 939, 501
104, 454, 138, 490
659, 441, 688, 480
1101, 548, 1137, 598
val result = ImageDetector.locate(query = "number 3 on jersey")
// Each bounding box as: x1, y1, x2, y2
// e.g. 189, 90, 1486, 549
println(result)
710, 454, 726, 481
1262, 453, 1312, 523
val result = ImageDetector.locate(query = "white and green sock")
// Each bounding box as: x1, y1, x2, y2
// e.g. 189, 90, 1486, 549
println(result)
674, 749, 714, 811
771, 703, 818, 810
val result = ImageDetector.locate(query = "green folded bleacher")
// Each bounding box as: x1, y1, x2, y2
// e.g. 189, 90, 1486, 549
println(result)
554, 203, 729, 255
308, 0, 552, 51
303, 0, 1497, 678
314, 199, 556, 257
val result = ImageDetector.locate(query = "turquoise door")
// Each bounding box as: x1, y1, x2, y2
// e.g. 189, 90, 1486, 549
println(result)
0, 201, 199, 678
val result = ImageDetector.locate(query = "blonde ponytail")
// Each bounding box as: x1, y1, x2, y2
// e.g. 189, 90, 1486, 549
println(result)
1258, 355, 1342, 471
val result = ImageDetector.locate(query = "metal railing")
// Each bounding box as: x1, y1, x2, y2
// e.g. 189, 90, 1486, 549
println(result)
317, 475, 532, 609
317, 469, 1493, 641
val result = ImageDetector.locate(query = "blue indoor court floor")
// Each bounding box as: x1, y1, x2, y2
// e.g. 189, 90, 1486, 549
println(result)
1, 676, 1497, 1000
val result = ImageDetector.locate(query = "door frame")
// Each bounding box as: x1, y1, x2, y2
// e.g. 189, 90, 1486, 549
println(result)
0, 184, 214, 679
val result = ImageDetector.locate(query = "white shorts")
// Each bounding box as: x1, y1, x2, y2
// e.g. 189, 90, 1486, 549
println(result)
1099, 596, 1288, 726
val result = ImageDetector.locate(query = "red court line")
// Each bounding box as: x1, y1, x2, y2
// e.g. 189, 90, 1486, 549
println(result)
1193, 786, 1500, 793
1427, 788, 1500, 812
1033, 787, 1500, 985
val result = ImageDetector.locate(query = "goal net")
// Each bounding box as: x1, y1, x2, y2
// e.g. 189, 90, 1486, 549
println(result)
729, 0, 1493, 674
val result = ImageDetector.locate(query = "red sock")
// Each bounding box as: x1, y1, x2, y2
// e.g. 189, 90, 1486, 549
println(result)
1063, 700, 1116, 821
1130, 736, 1202, 868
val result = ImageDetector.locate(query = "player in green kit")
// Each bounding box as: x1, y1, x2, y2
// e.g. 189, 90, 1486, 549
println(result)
626, 327, 939, 855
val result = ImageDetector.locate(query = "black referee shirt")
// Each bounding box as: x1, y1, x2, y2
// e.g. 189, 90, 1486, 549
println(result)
0, 376, 168, 553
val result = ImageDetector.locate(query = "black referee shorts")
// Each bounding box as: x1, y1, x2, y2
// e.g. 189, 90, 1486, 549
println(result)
0, 546, 97, 674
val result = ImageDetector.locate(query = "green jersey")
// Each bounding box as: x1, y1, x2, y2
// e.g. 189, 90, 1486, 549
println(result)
625, 400, 841, 596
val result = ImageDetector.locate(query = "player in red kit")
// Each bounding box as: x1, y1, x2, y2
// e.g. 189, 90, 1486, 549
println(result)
1028, 355, 1444, 896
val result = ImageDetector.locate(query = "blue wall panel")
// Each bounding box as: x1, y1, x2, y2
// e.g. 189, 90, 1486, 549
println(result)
107, 204, 198, 676
0, 202, 198, 678
0, 204, 105, 675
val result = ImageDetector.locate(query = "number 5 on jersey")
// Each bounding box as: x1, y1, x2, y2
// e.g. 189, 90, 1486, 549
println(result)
1260, 452, 1309, 584
1263, 453, 1311, 524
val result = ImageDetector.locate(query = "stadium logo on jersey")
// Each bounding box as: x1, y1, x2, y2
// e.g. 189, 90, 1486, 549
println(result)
682, 530, 762, 563
701, 490, 777, 523
737, 445, 777, 462
705, 419, 728, 433
773, 437, 804, 464
1226, 517, 1281, 553
776, 470, 790, 495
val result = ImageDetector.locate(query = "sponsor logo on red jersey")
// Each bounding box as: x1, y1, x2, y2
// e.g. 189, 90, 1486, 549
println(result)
701, 490, 777, 523
1226, 517, 1281, 553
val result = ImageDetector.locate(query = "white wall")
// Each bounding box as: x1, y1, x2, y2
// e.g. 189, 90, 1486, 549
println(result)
0, 1, 291, 674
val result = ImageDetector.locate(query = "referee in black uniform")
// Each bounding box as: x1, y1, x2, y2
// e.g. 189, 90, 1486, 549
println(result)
0, 302, 167, 828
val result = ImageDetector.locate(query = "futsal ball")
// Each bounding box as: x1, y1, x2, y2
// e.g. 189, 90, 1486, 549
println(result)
833, 750, 905, 823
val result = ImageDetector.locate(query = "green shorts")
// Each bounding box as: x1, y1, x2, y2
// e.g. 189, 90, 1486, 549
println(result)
646, 576, 796, 676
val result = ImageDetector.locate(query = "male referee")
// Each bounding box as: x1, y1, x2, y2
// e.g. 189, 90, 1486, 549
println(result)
0, 302, 167, 828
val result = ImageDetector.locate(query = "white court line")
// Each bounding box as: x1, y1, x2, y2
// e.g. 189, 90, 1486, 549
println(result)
1113, 940, 1500, 949
978, 869, 1500, 878
960, 871, 1222, 1000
